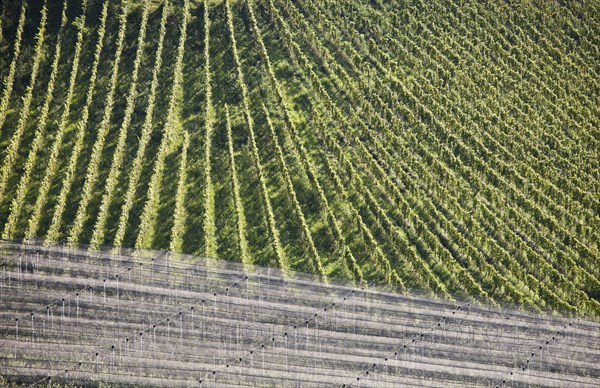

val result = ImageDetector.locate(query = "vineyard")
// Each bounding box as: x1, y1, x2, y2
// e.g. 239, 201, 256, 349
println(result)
0, 0, 598, 324
0, 240, 599, 386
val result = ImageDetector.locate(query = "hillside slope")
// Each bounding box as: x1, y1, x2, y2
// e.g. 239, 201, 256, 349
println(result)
0, 0, 598, 316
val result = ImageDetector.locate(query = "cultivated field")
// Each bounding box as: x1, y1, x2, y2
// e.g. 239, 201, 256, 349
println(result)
0, 0, 598, 316
0, 240, 599, 386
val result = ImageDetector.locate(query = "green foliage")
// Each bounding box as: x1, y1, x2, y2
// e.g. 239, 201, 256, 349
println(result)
0, 1, 26, 135
135, 0, 190, 250
0, 0, 597, 317
201, 0, 216, 258
169, 130, 190, 252
2, 0, 61, 240
24, 0, 89, 240
68, 0, 131, 244
0, 2, 47, 202
90, 0, 151, 250
45, 0, 110, 243
226, 0, 286, 269
113, 0, 169, 248
225, 104, 250, 264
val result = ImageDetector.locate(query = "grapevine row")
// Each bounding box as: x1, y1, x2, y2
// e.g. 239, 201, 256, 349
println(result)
169, 131, 190, 252
113, 0, 169, 249
24, 0, 89, 240
89, 0, 151, 250
201, 0, 216, 258
437, 5, 600, 226
370, 0, 600, 284
322, 114, 452, 292
67, 0, 132, 244
376, 3, 596, 284
266, 0, 443, 290
0, 1, 26, 135
224, 105, 250, 264
412, 18, 600, 290
261, 0, 392, 283
246, 0, 361, 281
44, 0, 110, 243
135, 0, 190, 249
261, 103, 324, 277
408, 0, 598, 209
328, 0, 596, 227
433, 2, 600, 231
372, 2, 596, 300
2, 0, 67, 240
284, 0, 575, 309
262, 0, 415, 286
428, 1, 600, 272
0, 1, 48, 202
225, 0, 285, 269
314, 115, 406, 289
296, 0, 513, 299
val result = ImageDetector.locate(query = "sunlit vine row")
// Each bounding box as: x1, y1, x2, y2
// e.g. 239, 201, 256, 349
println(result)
2, 0, 67, 240
247, 0, 361, 281
136, 0, 189, 249
226, 0, 285, 269
45, 0, 110, 243
0, 1, 26, 135
68, 0, 132, 244
224, 105, 250, 264
0, 2, 48, 202
113, 0, 169, 248
261, 104, 324, 276
169, 131, 190, 252
89, 0, 151, 250
201, 0, 216, 258
25, 0, 89, 240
